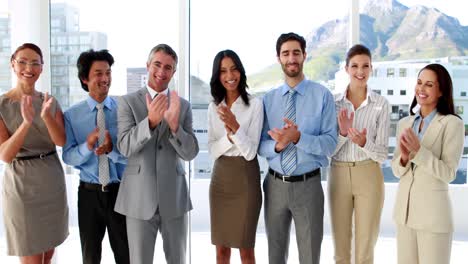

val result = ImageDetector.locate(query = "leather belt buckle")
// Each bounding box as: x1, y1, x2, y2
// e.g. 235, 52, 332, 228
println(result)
39, 153, 46, 159
101, 185, 109, 192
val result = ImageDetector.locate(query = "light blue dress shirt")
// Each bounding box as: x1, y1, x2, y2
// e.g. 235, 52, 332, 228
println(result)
62, 96, 127, 184
412, 109, 438, 140
259, 79, 338, 175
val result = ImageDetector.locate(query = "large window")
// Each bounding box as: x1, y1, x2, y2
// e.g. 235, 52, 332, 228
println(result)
190, 0, 349, 262
357, 0, 468, 185
1, 0, 468, 263
0, 1, 9, 260
1, 1, 179, 263
0, 3, 10, 95
49, 1, 180, 262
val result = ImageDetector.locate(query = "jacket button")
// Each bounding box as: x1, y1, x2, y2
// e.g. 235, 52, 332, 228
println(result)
158, 145, 162, 150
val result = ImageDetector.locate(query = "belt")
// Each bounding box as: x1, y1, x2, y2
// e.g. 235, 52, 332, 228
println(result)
79, 181, 119, 192
15, 150, 57, 161
331, 159, 376, 167
269, 168, 320, 182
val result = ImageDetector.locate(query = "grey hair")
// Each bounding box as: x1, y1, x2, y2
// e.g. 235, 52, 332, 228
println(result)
146, 44, 178, 68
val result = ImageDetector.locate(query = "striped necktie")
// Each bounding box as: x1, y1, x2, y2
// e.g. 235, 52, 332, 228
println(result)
281, 89, 297, 175
96, 103, 110, 187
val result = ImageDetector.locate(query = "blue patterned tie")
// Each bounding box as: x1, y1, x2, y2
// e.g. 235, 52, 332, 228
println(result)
281, 89, 297, 175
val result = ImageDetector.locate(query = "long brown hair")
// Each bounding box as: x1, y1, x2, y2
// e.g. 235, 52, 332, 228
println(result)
410, 63, 460, 118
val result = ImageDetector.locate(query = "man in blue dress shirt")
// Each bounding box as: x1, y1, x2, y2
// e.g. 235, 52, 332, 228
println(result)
259, 32, 338, 264
62, 49, 129, 264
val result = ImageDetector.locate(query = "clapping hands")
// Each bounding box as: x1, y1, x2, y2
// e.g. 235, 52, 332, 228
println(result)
21, 92, 55, 126
217, 104, 239, 134
268, 118, 300, 152
40, 92, 54, 121
399, 127, 420, 165
20, 95, 35, 125
146, 91, 181, 133
338, 109, 367, 147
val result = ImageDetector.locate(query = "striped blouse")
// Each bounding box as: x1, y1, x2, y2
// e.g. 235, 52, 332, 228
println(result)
332, 88, 390, 163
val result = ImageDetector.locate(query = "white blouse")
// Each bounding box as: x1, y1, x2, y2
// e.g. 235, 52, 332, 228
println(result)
207, 95, 264, 161
332, 88, 390, 163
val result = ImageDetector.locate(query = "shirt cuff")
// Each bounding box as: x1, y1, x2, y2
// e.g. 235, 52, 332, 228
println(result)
230, 126, 247, 145
106, 149, 120, 162
78, 142, 93, 157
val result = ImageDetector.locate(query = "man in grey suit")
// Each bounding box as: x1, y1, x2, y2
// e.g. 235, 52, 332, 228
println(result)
115, 44, 199, 264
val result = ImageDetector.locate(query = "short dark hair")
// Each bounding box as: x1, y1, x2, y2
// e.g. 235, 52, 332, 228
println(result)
76, 49, 114, 92
147, 44, 178, 68
276, 32, 306, 57
11, 43, 44, 64
410, 63, 460, 118
210, 50, 250, 106
345, 44, 372, 66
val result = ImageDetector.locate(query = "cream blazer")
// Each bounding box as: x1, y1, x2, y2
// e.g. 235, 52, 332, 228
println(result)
391, 113, 464, 233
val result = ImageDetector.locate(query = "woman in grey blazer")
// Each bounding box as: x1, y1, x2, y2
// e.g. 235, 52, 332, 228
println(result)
391, 63, 464, 264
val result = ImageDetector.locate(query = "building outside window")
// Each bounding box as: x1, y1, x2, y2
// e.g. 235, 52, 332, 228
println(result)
399, 68, 407, 77
1, 0, 468, 263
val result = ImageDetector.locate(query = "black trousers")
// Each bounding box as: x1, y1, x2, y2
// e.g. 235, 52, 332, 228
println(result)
78, 183, 130, 264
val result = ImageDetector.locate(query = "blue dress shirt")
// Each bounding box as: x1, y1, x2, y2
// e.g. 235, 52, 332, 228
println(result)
412, 109, 438, 140
62, 96, 127, 184
259, 79, 338, 175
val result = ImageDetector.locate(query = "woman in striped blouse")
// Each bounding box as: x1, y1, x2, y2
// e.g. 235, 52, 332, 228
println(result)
328, 44, 390, 264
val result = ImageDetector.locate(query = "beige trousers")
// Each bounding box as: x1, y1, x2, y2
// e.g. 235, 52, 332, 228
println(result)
328, 160, 384, 264
397, 224, 452, 264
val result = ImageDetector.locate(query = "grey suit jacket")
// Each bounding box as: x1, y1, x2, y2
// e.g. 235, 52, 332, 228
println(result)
391, 113, 464, 233
114, 88, 199, 220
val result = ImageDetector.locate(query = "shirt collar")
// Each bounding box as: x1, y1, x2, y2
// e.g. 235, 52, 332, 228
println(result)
414, 108, 438, 122
146, 83, 169, 99
281, 78, 307, 96
335, 86, 375, 103
87, 95, 112, 111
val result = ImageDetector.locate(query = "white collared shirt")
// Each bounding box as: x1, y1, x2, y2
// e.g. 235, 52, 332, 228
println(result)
207, 95, 264, 161
146, 83, 169, 98
332, 87, 390, 163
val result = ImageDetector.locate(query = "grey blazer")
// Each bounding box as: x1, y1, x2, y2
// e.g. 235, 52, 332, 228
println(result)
114, 88, 199, 220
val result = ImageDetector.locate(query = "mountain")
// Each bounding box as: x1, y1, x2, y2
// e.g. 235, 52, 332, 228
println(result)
248, 0, 468, 90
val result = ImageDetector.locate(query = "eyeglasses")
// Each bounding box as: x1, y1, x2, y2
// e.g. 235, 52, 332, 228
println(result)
14, 59, 43, 68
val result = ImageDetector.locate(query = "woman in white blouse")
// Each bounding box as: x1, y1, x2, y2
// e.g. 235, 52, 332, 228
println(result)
207, 49, 263, 264
329, 44, 390, 264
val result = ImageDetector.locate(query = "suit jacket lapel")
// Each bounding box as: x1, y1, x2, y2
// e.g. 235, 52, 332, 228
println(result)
135, 88, 166, 141
136, 88, 148, 111
402, 115, 416, 131
420, 113, 443, 148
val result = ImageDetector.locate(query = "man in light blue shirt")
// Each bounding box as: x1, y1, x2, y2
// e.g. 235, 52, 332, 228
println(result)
62, 49, 129, 264
259, 32, 338, 264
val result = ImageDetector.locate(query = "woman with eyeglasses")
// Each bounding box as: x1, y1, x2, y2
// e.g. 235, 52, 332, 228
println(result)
0, 43, 68, 264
